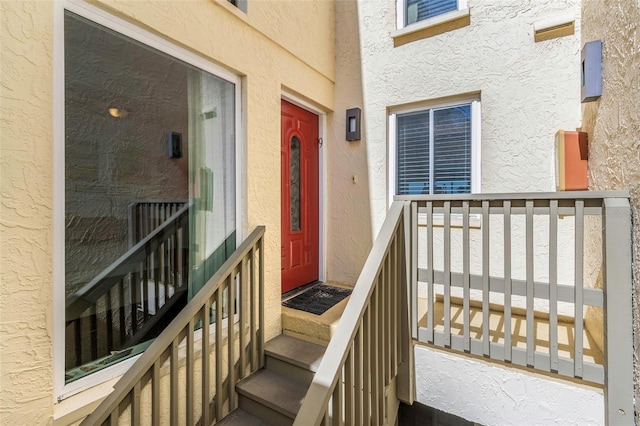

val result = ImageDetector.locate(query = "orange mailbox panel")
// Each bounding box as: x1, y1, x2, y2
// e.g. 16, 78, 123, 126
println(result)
555, 130, 588, 191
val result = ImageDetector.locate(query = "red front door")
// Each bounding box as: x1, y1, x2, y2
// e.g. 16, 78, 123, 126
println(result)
281, 100, 319, 293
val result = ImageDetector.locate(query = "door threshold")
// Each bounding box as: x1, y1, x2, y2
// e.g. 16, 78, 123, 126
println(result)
281, 280, 322, 302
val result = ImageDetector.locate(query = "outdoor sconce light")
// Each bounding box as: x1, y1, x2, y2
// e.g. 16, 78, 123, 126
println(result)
168, 131, 183, 158
581, 40, 602, 102
346, 108, 361, 141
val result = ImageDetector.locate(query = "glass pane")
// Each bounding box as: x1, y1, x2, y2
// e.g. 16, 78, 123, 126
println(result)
406, 0, 457, 25
433, 105, 472, 194
290, 137, 301, 231
397, 111, 430, 195
64, 11, 235, 383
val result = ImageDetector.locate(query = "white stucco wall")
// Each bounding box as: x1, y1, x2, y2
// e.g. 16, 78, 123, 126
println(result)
415, 345, 604, 425
329, 0, 583, 284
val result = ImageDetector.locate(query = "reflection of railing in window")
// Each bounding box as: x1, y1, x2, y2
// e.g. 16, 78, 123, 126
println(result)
65, 201, 190, 375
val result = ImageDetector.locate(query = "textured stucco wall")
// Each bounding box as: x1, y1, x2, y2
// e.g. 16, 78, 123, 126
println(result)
581, 0, 640, 417
0, 0, 334, 423
415, 345, 604, 425
328, 0, 582, 283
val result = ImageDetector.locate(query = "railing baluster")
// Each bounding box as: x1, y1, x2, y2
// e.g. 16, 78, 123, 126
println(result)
131, 269, 139, 335
482, 200, 490, 357
574, 200, 584, 378
119, 280, 126, 346
371, 287, 379, 425
411, 201, 418, 340
363, 308, 371, 424
90, 305, 98, 361
526, 200, 534, 367
154, 245, 161, 314
332, 378, 342, 426
227, 275, 236, 411
354, 326, 362, 426
503, 200, 512, 362
239, 258, 247, 379
385, 242, 391, 385
250, 248, 257, 371
108, 405, 119, 426
463, 201, 470, 352
426, 201, 434, 344
131, 383, 141, 426
186, 318, 195, 426
216, 288, 224, 420
106, 289, 114, 352
142, 245, 150, 322
74, 317, 82, 366
152, 360, 160, 426
259, 237, 265, 368
549, 200, 559, 372
170, 337, 179, 425
202, 302, 211, 426
391, 234, 398, 377
345, 348, 354, 425
444, 201, 451, 348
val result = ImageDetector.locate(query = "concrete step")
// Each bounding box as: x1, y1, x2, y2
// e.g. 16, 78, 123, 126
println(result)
281, 283, 351, 346
237, 369, 308, 426
215, 408, 269, 425
264, 334, 325, 386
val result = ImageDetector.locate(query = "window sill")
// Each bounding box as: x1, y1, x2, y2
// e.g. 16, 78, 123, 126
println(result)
392, 8, 470, 47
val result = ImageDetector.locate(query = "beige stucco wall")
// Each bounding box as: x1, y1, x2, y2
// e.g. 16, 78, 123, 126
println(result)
581, 0, 640, 415
328, 0, 582, 284
0, 0, 334, 423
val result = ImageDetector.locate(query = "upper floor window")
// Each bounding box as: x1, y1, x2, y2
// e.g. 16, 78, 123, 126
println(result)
399, 0, 468, 28
390, 99, 480, 197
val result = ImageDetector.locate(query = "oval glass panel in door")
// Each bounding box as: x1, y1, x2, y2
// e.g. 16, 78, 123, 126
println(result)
290, 136, 301, 231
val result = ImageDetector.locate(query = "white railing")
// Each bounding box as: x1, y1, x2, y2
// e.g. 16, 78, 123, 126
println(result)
295, 202, 413, 425
81, 226, 265, 426
296, 191, 633, 426
397, 191, 633, 425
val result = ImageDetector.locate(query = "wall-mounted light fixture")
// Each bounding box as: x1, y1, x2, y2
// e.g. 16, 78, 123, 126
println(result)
168, 131, 183, 158
581, 40, 602, 103
346, 108, 361, 141
108, 107, 129, 118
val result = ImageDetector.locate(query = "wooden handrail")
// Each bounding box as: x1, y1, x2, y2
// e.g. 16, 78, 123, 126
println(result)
81, 225, 265, 425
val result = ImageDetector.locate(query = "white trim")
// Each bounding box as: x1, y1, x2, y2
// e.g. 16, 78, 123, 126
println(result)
471, 99, 481, 193
52, 0, 66, 402
280, 92, 328, 283
387, 97, 482, 207
395, 0, 469, 31
54, 0, 243, 401
235, 80, 244, 245
388, 114, 397, 211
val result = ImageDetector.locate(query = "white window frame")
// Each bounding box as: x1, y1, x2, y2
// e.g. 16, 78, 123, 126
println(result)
53, 0, 244, 402
388, 97, 481, 207
396, 0, 468, 30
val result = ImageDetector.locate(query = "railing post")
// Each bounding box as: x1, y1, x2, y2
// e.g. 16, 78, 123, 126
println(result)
397, 201, 414, 404
602, 197, 634, 425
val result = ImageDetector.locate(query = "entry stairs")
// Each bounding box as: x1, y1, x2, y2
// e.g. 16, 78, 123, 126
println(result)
218, 334, 325, 425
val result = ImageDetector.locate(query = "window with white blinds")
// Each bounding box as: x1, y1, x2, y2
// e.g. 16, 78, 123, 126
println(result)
405, 0, 458, 25
396, 103, 473, 195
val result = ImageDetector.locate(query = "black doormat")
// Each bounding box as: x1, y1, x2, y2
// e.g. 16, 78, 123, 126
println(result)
282, 284, 352, 315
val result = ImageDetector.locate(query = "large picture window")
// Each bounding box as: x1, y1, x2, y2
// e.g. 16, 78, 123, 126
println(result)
61, 10, 238, 388
393, 100, 480, 196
